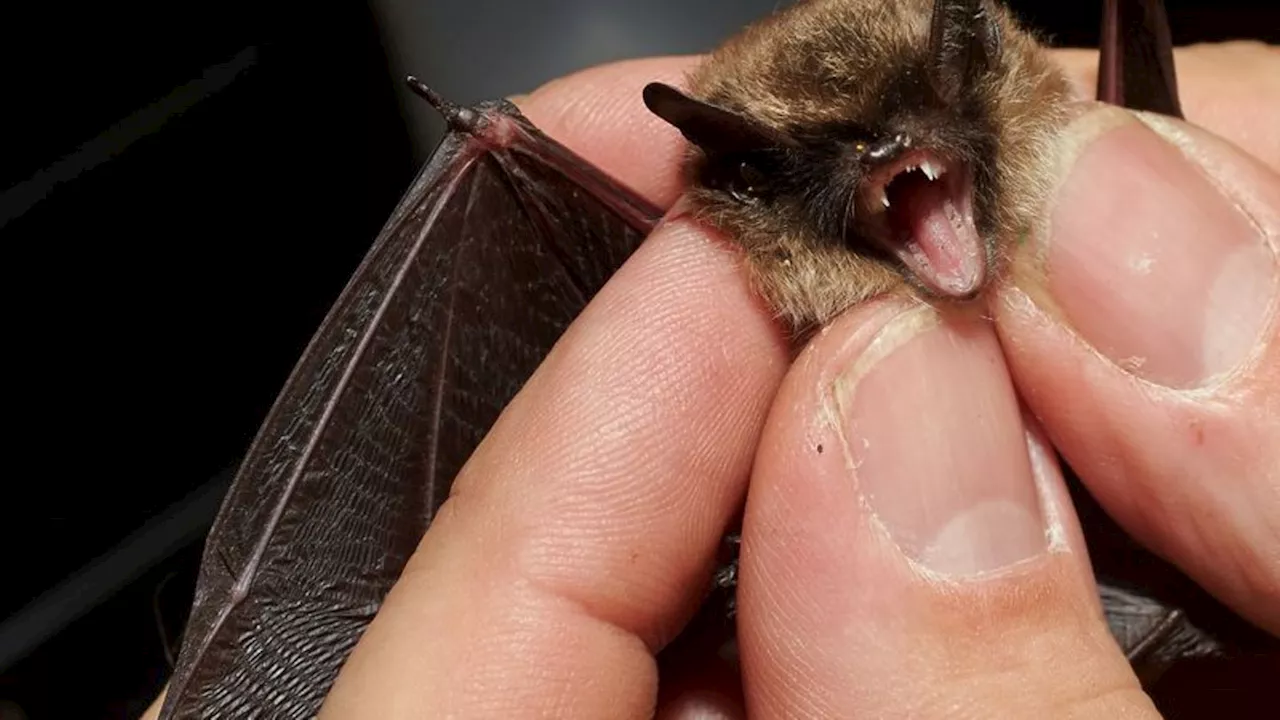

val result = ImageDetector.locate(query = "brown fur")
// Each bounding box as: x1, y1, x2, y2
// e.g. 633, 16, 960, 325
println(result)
675, 0, 1072, 338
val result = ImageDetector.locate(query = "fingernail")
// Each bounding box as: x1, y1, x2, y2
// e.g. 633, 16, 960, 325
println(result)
833, 307, 1047, 577
1042, 115, 1277, 388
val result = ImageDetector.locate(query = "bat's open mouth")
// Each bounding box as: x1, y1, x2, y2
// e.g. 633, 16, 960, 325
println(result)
854, 149, 985, 298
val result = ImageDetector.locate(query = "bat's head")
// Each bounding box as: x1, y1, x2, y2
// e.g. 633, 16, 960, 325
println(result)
645, 0, 1071, 335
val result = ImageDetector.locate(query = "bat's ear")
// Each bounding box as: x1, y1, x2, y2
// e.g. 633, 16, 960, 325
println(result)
927, 0, 1001, 106
643, 82, 785, 155
1098, 0, 1182, 118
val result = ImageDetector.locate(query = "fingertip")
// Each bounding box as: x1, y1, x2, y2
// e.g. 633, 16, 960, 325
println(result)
739, 299, 1147, 717
995, 107, 1280, 633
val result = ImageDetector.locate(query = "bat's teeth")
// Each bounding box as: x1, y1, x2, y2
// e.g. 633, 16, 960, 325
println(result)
921, 161, 938, 181
880, 190, 891, 208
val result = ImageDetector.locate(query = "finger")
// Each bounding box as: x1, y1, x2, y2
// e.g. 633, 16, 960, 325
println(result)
319, 215, 789, 718
994, 105, 1280, 632
516, 55, 698, 207
738, 297, 1156, 717
1054, 42, 1280, 172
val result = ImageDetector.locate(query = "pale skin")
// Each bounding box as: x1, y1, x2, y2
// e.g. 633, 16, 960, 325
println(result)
142, 42, 1279, 720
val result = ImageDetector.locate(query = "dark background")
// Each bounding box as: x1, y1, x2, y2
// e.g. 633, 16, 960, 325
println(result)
0, 1, 1275, 717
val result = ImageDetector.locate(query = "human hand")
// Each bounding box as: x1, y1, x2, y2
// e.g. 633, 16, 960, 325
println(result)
306, 44, 1279, 718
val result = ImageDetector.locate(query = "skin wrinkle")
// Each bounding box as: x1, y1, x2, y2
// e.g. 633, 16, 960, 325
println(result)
901, 603, 1146, 718
467, 580, 657, 715
504, 398, 755, 637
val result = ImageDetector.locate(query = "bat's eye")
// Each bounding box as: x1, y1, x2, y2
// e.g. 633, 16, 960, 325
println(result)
702, 155, 773, 203
729, 160, 768, 202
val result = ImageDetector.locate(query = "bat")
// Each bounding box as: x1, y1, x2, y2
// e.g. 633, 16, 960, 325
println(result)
157, 1, 1275, 717
642, 0, 1274, 688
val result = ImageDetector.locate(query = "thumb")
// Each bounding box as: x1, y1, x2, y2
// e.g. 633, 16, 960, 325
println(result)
995, 104, 1280, 633
737, 297, 1157, 718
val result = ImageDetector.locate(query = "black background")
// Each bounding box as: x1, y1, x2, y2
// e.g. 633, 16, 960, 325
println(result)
1, 1, 1276, 717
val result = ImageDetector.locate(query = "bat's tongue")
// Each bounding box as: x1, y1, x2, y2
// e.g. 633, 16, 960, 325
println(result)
885, 168, 985, 298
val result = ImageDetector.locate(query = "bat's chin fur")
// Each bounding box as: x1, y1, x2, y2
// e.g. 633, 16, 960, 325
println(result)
854, 150, 985, 299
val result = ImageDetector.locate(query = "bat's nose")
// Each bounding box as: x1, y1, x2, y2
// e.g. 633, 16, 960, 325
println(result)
863, 132, 912, 165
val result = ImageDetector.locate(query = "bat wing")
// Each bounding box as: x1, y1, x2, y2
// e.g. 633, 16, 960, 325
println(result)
1091, 0, 1278, 692
159, 85, 661, 719
1098, 0, 1183, 117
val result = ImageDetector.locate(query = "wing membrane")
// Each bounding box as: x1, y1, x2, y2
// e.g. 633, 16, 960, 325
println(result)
161, 99, 661, 719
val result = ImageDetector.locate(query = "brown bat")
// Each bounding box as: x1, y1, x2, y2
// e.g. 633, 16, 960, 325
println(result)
643, 0, 1068, 336
157, 1, 1276, 717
